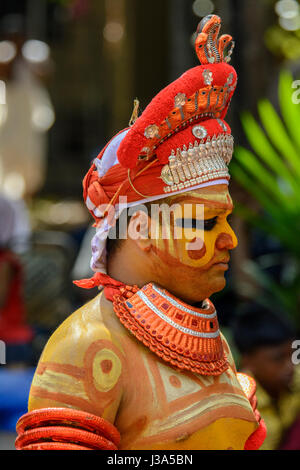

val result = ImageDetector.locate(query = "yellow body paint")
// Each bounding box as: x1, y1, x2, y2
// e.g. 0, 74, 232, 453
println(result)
28, 293, 258, 450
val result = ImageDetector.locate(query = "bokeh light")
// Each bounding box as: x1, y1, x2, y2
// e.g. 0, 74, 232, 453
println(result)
192, 0, 214, 18
275, 0, 299, 19
49, 202, 73, 225
3, 172, 26, 200
103, 22, 124, 43
0, 41, 17, 64
41, 200, 89, 227
22, 40, 50, 64
279, 15, 300, 31
31, 105, 55, 132
275, 0, 300, 31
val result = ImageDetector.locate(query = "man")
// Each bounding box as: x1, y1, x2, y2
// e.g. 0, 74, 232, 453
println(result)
233, 305, 300, 450
0, 193, 33, 363
15, 15, 266, 450
0, 14, 55, 199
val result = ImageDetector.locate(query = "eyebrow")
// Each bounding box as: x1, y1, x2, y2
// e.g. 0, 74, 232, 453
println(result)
170, 195, 233, 210
204, 204, 234, 213
173, 208, 233, 228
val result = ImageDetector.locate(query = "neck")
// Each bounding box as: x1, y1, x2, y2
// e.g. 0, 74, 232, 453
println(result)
107, 241, 207, 306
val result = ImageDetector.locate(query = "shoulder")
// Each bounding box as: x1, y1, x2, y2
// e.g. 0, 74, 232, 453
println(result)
28, 293, 126, 420
36, 292, 122, 364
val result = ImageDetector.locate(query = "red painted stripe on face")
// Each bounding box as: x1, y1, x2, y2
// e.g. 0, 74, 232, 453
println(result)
187, 238, 206, 260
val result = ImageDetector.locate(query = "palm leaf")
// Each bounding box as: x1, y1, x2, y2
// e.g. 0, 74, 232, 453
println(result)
240, 111, 300, 197
234, 146, 295, 211
258, 99, 300, 180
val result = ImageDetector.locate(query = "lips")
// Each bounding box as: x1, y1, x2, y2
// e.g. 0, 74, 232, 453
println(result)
209, 257, 230, 271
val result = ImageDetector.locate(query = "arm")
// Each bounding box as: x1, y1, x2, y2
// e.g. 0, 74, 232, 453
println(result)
16, 298, 124, 450
221, 334, 267, 450
15, 408, 120, 450
237, 372, 267, 450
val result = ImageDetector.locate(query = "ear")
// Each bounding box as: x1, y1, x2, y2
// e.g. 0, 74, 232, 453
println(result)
127, 210, 152, 252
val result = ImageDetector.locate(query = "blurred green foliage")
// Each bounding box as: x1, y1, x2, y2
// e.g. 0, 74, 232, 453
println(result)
265, 25, 300, 60
264, 0, 300, 61
231, 70, 300, 321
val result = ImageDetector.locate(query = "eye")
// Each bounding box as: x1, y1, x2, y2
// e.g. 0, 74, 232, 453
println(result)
175, 217, 218, 231
203, 216, 218, 231
175, 218, 200, 229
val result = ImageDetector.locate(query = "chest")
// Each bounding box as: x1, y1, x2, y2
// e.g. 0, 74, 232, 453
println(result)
115, 345, 257, 449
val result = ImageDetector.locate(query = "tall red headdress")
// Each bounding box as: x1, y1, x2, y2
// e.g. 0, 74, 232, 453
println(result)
75, 14, 237, 288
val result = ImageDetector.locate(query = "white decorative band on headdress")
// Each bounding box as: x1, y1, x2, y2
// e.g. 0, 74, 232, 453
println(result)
161, 134, 233, 193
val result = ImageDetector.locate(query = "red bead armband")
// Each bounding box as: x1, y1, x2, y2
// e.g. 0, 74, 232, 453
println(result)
237, 373, 267, 450
15, 408, 121, 450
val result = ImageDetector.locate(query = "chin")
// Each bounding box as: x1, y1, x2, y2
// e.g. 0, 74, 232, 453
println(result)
164, 269, 227, 303
177, 278, 226, 304
201, 276, 226, 300
215, 275, 227, 291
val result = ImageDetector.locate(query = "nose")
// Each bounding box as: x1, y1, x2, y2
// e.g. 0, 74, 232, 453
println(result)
215, 231, 238, 251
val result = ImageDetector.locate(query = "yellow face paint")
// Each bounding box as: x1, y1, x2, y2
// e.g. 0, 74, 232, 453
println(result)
150, 185, 238, 270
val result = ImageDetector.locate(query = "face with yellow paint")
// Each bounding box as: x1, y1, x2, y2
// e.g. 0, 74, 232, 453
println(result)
141, 184, 238, 304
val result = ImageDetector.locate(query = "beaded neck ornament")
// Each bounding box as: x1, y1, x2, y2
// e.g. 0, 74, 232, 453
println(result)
113, 283, 228, 376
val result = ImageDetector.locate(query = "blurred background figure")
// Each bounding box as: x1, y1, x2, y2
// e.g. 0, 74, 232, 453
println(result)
0, 13, 55, 200
0, 193, 33, 363
232, 305, 300, 450
0, 193, 35, 448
